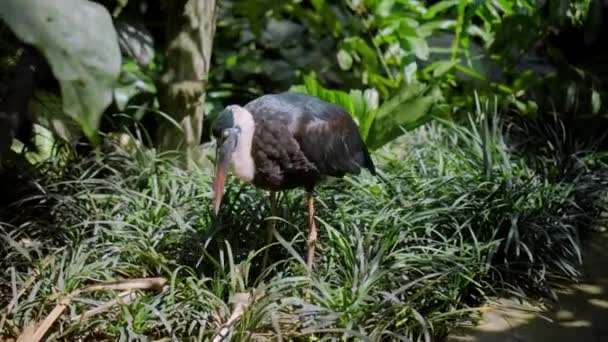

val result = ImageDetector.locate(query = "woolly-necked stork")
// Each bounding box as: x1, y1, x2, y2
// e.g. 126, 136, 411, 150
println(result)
211, 92, 375, 271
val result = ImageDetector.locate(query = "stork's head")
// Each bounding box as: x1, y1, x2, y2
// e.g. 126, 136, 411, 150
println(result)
211, 105, 255, 215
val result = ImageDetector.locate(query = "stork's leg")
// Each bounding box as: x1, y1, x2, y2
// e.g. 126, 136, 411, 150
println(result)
262, 191, 277, 269
305, 191, 317, 273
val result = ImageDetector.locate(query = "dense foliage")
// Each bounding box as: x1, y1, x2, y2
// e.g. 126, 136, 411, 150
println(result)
2, 0, 608, 341
2, 0, 608, 157
2, 108, 606, 340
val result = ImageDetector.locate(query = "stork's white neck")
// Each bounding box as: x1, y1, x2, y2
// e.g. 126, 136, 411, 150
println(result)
229, 105, 255, 182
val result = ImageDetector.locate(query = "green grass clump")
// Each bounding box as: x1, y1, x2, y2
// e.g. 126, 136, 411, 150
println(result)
0, 109, 597, 341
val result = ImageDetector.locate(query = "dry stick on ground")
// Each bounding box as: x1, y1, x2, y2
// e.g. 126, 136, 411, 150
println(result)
17, 277, 167, 342
71, 290, 139, 322
212, 290, 266, 342
212, 293, 252, 342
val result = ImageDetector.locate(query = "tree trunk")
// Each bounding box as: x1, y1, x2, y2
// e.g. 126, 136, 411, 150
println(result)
157, 0, 216, 168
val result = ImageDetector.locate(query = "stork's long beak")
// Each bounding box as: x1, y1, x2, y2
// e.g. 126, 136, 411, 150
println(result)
212, 133, 237, 216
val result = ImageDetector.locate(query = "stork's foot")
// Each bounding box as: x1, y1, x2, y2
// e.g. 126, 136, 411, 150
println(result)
305, 191, 317, 273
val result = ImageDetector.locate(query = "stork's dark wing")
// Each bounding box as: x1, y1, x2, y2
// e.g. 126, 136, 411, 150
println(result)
250, 115, 320, 191
246, 92, 375, 178
294, 102, 376, 177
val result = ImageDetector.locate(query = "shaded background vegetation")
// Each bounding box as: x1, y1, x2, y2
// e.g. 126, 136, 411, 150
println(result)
4, 0, 608, 159
2, 0, 608, 341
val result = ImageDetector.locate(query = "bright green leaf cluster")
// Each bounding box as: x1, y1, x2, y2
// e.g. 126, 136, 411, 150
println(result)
291, 75, 443, 150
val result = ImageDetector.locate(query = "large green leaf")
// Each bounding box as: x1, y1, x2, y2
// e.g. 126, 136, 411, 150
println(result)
290, 76, 378, 139
405, 36, 430, 60
366, 83, 443, 150
30, 90, 82, 143
0, 0, 122, 142
349, 88, 379, 140
423, 0, 460, 19
342, 37, 379, 69
291, 76, 440, 150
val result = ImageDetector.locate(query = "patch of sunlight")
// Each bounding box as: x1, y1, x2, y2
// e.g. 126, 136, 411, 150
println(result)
588, 298, 608, 309
557, 287, 575, 295
447, 335, 476, 342
555, 309, 574, 321
574, 283, 603, 295
560, 320, 592, 328
476, 310, 535, 332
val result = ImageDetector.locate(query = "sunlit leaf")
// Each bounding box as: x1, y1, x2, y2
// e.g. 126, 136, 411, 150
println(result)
420, 19, 458, 32
343, 37, 379, 68
592, 89, 601, 115
405, 36, 430, 60
423, 0, 460, 19
367, 83, 442, 149
30, 90, 82, 142
337, 49, 354, 70
424, 59, 460, 77
404, 62, 418, 83
374, 0, 396, 17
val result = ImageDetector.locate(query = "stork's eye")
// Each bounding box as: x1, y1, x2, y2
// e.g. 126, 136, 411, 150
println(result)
222, 129, 231, 138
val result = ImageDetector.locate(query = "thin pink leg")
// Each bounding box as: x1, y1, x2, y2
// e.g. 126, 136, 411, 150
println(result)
305, 191, 317, 273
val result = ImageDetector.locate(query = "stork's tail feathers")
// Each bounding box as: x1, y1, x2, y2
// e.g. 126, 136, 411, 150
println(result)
361, 145, 376, 175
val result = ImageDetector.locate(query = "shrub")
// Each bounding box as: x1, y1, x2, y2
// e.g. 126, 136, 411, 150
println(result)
0, 107, 595, 340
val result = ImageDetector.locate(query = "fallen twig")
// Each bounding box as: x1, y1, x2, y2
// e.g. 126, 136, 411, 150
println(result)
16, 277, 167, 342
212, 289, 265, 342
71, 290, 138, 322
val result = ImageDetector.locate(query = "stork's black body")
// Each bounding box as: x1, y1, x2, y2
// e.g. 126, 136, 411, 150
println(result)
212, 92, 375, 273
245, 93, 375, 191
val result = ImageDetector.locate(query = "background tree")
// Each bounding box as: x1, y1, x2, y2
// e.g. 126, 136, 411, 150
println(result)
156, 0, 217, 168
